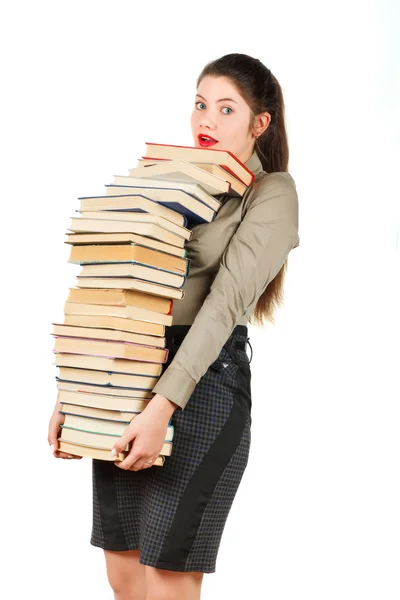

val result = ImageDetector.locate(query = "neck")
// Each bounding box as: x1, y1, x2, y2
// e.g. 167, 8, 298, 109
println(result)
241, 147, 255, 165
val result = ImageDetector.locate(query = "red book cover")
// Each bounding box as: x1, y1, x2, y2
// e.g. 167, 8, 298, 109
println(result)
143, 142, 254, 187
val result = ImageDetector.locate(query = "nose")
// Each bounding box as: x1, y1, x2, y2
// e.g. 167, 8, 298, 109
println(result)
199, 111, 216, 130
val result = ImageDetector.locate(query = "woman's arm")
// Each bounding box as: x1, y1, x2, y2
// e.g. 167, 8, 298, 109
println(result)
152, 172, 300, 410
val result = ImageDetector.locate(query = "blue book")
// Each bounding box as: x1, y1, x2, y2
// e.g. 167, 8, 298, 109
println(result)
78, 193, 190, 227
103, 185, 219, 225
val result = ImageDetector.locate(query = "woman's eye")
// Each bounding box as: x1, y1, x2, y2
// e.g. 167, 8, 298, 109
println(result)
195, 102, 232, 114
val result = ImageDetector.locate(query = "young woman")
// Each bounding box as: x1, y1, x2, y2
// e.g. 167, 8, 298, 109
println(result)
48, 53, 300, 600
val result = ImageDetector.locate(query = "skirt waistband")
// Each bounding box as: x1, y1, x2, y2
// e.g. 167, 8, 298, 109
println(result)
164, 325, 253, 369
165, 324, 248, 344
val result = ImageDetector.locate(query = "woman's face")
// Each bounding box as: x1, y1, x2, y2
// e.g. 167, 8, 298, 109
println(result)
190, 75, 256, 164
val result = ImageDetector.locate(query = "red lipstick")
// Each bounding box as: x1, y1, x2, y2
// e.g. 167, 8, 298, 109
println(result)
197, 133, 218, 147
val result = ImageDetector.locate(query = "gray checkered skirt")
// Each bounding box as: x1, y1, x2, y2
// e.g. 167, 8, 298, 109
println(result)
90, 324, 252, 573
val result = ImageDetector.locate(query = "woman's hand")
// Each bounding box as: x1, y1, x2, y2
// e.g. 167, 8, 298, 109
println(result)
112, 393, 178, 471
48, 402, 82, 460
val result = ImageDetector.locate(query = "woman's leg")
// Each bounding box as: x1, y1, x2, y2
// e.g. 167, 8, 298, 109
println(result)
104, 549, 146, 600
145, 566, 204, 600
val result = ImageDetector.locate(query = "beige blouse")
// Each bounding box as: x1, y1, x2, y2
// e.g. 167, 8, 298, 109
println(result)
151, 150, 300, 410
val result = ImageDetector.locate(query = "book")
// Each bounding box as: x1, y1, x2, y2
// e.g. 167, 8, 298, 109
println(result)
57, 389, 152, 412
73, 210, 192, 241
68, 218, 186, 249
68, 243, 188, 274
59, 402, 149, 421
58, 438, 165, 471
128, 158, 231, 196
64, 300, 173, 328
57, 366, 158, 390
59, 426, 173, 455
63, 313, 166, 337
66, 287, 173, 314
112, 174, 217, 208
104, 185, 221, 214
62, 413, 133, 433
54, 352, 163, 377
78, 193, 188, 227
65, 232, 187, 259
53, 335, 169, 363
136, 159, 247, 197
52, 323, 166, 348
56, 378, 153, 396
57, 381, 153, 399
77, 262, 186, 289
56, 440, 128, 463
143, 142, 254, 187
57, 440, 165, 465
100, 187, 217, 224
75, 277, 185, 299
61, 413, 174, 442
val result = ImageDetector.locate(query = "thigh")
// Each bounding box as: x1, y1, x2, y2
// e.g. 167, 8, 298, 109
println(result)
104, 549, 146, 593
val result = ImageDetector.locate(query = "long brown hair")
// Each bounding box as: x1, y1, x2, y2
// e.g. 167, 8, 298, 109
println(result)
196, 53, 290, 327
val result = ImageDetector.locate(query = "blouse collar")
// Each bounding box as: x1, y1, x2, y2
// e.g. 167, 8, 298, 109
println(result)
244, 149, 264, 177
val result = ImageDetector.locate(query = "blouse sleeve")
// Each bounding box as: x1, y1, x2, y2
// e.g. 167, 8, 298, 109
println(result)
151, 172, 300, 410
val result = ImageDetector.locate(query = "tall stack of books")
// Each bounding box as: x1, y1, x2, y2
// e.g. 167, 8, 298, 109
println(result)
52, 142, 254, 466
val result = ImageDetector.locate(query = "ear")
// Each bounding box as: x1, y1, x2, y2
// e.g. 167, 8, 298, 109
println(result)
254, 111, 271, 137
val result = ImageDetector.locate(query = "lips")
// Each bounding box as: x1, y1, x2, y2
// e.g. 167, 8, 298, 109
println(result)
198, 133, 218, 147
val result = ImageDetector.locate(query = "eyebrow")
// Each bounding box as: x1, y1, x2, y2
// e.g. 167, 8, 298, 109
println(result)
195, 93, 238, 104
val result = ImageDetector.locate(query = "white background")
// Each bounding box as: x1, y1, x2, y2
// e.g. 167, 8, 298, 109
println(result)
1, 1, 399, 598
